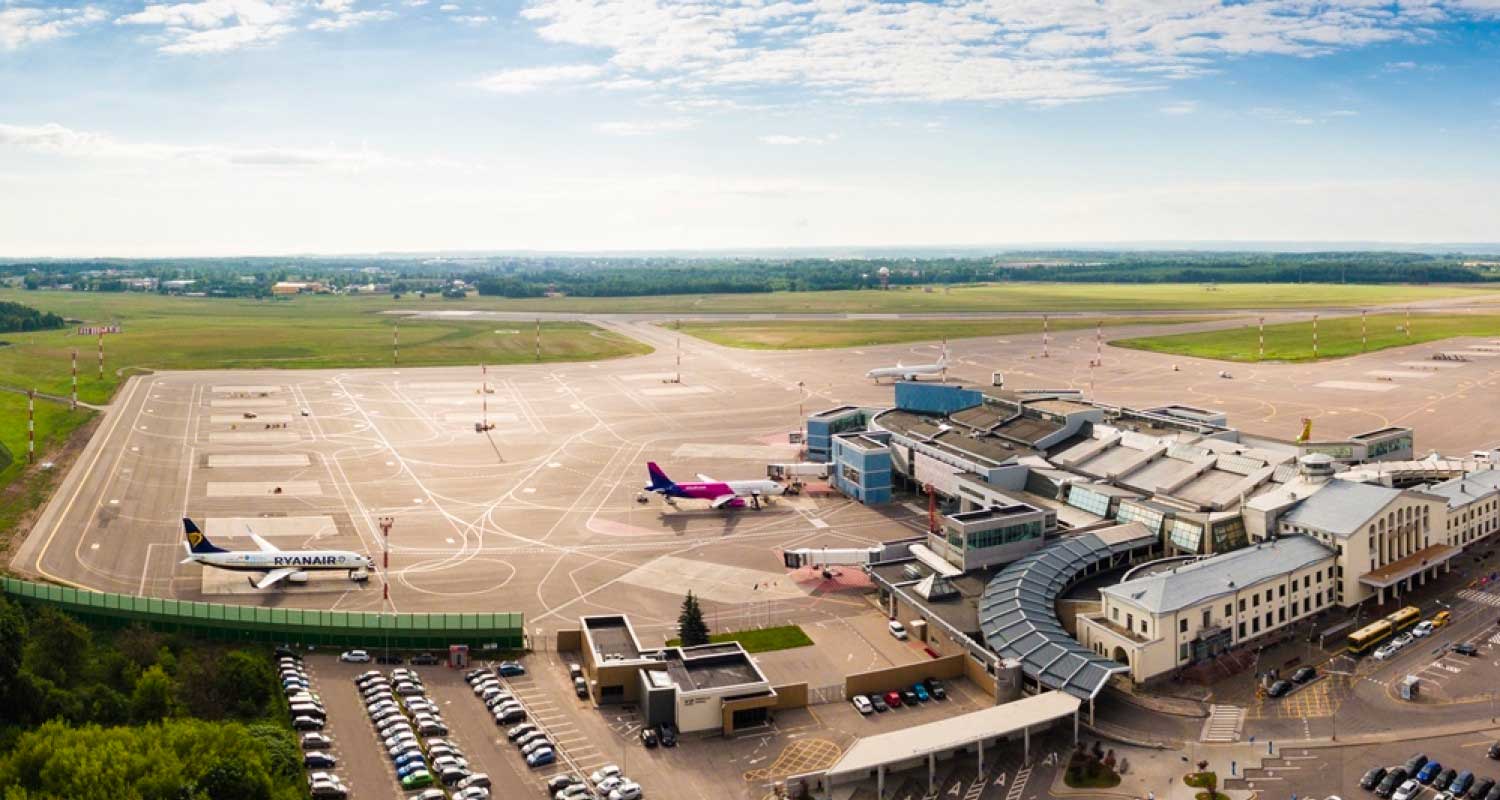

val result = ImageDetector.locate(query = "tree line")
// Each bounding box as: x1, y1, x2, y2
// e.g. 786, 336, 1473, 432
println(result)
0, 597, 304, 800
0, 301, 64, 333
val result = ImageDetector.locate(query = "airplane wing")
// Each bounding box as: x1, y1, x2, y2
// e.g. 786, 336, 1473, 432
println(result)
253, 568, 297, 589
710, 494, 740, 509
696, 473, 716, 483
246, 529, 279, 553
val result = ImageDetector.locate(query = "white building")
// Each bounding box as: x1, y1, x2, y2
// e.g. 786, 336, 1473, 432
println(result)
1076, 536, 1335, 682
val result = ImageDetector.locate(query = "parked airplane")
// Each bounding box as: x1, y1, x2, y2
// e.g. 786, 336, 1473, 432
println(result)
865, 345, 948, 383
643, 462, 784, 509
179, 518, 373, 589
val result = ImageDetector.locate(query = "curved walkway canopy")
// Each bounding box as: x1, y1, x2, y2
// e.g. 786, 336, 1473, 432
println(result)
978, 523, 1156, 701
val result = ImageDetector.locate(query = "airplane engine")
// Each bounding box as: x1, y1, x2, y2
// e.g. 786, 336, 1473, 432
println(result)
287, 571, 310, 584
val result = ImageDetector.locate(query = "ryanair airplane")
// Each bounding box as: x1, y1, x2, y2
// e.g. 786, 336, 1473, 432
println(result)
180, 518, 374, 589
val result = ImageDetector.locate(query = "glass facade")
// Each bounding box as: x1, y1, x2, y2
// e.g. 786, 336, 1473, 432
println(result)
1116, 501, 1167, 534
1068, 486, 1112, 516
1169, 519, 1204, 552
951, 519, 1044, 551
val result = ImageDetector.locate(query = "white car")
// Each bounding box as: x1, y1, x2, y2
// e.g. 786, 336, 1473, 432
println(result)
340, 650, 371, 663
1413, 621, 1435, 638
608, 783, 642, 800
1373, 643, 1399, 661
596, 777, 624, 795
851, 695, 874, 715
1393, 633, 1415, 648
590, 765, 622, 786
1393, 779, 1421, 800
887, 620, 908, 640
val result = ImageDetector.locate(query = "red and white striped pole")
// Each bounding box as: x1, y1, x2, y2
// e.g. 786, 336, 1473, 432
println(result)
27, 389, 35, 464
1042, 314, 1049, 358
1312, 314, 1319, 360
1361, 310, 1368, 352
97, 333, 104, 379
481, 363, 487, 427
1258, 317, 1265, 361
378, 516, 393, 603
535, 319, 541, 362
71, 349, 78, 410
1094, 320, 1102, 366
393, 321, 399, 365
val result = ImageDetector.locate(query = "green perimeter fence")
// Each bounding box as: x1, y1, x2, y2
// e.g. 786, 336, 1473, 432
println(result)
1, 578, 524, 650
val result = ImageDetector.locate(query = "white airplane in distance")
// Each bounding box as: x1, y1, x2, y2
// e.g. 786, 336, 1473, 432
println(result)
865, 344, 949, 383
179, 517, 374, 589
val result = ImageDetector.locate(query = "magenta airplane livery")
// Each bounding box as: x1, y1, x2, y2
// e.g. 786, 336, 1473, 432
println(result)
645, 462, 783, 509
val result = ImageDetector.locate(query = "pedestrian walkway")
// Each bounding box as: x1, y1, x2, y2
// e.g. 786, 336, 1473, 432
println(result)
1458, 589, 1500, 608
1201, 705, 1245, 743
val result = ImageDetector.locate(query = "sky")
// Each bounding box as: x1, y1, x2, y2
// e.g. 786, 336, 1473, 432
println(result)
0, 0, 1498, 257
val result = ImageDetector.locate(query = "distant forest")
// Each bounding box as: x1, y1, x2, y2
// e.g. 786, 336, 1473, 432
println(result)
2, 250, 1497, 299
0, 300, 65, 332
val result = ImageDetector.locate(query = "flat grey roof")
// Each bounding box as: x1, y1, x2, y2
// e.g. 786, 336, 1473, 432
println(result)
665, 649, 764, 691
1279, 479, 1402, 536
583, 616, 642, 660
826, 692, 1079, 779
1099, 535, 1333, 614
1424, 469, 1500, 508
979, 523, 1156, 701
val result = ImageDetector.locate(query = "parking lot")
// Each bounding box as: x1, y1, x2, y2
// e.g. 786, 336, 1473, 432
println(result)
1228, 734, 1500, 800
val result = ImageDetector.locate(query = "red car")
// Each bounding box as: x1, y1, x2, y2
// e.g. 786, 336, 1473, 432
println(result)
883, 691, 903, 708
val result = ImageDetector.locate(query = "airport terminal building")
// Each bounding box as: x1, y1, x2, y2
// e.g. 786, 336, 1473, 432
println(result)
804, 379, 1500, 687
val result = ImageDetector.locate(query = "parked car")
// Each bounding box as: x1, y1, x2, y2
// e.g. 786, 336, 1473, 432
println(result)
1361, 767, 1389, 790
413, 791, 446, 800
1434, 610, 1453, 627
1436, 768, 1458, 791
1267, 680, 1293, 698
521, 740, 553, 758
548, 774, 583, 793
508, 723, 538, 741
1378, 769, 1411, 799
458, 773, 492, 791
495, 708, 526, 724
1456, 642, 1480, 656
1292, 666, 1318, 684
292, 716, 323, 731
497, 661, 527, 677
401, 770, 434, 790
516, 730, 549, 748
658, 723, 678, 747
924, 678, 947, 700
574, 677, 589, 698
884, 690, 903, 708
912, 683, 930, 702
377, 653, 404, 665
568, 663, 584, 680
1471, 777, 1496, 799
1393, 633, 1415, 648
900, 688, 919, 705
851, 695, 873, 715
1452, 770, 1475, 796
309, 781, 347, 799
339, 649, 371, 663
1413, 620, 1436, 638
641, 727, 660, 747
1490, 742, 1500, 760
1419, 762, 1443, 784
608, 782, 643, 800
455, 788, 489, 800
1407, 756, 1430, 774
871, 694, 888, 712
301, 732, 332, 750
410, 653, 441, 665
1393, 780, 1422, 800
439, 767, 470, 787
590, 765, 622, 786
1374, 643, 1400, 661
303, 751, 337, 768
526, 748, 556, 768
557, 785, 592, 800
888, 620, 908, 640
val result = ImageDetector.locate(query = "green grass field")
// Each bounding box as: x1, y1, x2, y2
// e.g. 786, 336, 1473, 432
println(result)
673, 315, 1217, 350
444, 282, 1497, 314
665, 625, 814, 653
0, 290, 651, 405
1114, 312, 1500, 362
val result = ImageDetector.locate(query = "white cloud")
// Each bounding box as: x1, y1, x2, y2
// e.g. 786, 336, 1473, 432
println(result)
759, 133, 836, 146
0, 121, 388, 170
438, 3, 459, 10
595, 119, 696, 136
309, 9, 396, 31
0, 5, 106, 50
516, 0, 1500, 105
472, 63, 604, 94
1159, 101, 1198, 115
452, 15, 493, 26
116, 0, 302, 53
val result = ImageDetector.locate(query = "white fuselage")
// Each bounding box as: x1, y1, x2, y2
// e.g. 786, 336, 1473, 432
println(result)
726, 479, 785, 498
865, 362, 945, 381
187, 550, 370, 573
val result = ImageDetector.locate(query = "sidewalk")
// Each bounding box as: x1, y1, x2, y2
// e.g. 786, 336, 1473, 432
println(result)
1048, 742, 1257, 800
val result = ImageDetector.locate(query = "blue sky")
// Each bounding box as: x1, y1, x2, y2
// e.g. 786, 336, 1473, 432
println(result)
1, 0, 1498, 256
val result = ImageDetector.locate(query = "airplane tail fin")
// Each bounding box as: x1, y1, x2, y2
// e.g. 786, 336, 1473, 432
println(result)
645, 462, 676, 492
183, 517, 226, 555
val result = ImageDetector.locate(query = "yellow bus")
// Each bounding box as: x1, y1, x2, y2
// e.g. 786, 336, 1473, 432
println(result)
1348, 619, 1394, 655
1386, 606, 1422, 632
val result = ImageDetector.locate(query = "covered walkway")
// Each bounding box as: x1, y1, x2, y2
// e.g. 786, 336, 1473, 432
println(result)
820, 691, 1080, 797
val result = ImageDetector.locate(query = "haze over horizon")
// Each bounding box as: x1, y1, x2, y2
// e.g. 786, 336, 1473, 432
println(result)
2, 0, 1498, 257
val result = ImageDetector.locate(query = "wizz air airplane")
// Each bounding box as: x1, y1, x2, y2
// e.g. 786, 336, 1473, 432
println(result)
644, 462, 783, 510
865, 345, 948, 383
179, 518, 374, 589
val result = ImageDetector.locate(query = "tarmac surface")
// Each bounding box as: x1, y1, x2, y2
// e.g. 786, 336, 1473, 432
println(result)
15, 312, 1500, 631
